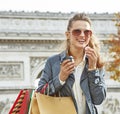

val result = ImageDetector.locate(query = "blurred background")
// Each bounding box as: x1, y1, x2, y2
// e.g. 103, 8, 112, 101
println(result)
0, 0, 120, 114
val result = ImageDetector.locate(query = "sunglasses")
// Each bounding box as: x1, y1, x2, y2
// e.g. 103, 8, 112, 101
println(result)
70, 29, 92, 37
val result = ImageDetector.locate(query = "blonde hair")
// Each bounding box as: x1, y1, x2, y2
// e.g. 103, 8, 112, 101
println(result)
62, 13, 105, 68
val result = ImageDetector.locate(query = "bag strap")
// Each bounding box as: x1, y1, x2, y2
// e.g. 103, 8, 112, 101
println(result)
40, 83, 48, 94
42, 84, 61, 97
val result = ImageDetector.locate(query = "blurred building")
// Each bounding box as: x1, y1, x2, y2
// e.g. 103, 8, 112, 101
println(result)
0, 11, 120, 114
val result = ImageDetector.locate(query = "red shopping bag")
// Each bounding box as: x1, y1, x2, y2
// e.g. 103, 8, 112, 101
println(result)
9, 89, 32, 114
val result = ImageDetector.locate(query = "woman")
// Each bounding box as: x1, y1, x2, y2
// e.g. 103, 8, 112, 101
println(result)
37, 13, 106, 114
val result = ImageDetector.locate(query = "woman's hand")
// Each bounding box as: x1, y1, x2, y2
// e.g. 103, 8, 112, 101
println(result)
85, 46, 98, 70
59, 59, 75, 81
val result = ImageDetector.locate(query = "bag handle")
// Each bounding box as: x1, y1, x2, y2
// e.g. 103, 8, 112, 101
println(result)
44, 84, 61, 97
40, 83, 48, 94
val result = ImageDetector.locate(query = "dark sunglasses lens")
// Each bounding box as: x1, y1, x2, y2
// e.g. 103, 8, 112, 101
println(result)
72, 29, 81, 36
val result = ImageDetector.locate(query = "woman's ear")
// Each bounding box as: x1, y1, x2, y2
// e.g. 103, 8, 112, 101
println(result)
65, 31, 70, 40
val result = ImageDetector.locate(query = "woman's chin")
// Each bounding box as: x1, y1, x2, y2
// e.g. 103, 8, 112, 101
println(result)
77, 44, 87, 48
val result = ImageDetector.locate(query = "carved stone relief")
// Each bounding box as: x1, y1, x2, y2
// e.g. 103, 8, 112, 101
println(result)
0, 62, 23, 80
30, 57, 47, 76
0, 91, 19, 114
97, 92, 120, 114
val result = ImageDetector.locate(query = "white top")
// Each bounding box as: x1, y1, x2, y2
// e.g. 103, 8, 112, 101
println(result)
73, 61, 86, 114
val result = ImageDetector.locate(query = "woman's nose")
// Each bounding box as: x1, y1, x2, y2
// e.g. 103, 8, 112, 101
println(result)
80, 31, 85, 37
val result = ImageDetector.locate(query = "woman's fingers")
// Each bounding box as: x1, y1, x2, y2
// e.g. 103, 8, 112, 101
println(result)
59, 59, 75, 81
61, 60, 74, 72
85, 47, 97, 57
85, 46, 97, 69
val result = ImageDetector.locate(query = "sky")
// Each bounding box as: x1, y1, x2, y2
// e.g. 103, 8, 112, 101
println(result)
0, 0, 120, 13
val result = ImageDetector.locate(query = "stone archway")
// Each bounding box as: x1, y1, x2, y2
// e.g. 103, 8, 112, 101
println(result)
30, 57, 47, 88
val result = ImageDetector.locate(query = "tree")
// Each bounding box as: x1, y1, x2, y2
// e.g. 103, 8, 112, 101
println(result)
107, 12, 120, 81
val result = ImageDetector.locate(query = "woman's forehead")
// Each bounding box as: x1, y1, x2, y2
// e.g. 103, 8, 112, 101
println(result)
71, 20, 91, 30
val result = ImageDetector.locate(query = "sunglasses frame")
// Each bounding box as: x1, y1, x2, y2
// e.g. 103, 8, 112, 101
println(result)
70, 29, 92, 37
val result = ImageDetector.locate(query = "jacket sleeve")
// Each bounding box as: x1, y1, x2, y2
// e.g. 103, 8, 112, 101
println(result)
36, 58, 63, 95
88, 68, 107, 105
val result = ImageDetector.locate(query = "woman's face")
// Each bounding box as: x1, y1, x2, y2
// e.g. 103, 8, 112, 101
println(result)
66, 20, 92, 49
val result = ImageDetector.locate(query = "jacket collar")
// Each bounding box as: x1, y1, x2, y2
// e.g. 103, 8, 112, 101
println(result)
59, 50, 67, 63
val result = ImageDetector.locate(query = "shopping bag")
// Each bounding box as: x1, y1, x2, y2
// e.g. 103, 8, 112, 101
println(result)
28, 91, 40, 114
35, 92, 77, 114
9, 89, 32, 114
